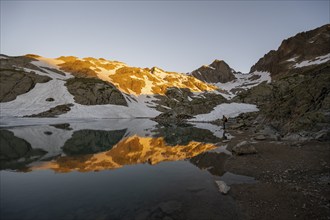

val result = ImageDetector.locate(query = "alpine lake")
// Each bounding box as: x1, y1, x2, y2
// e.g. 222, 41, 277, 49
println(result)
0, 118, 256, 220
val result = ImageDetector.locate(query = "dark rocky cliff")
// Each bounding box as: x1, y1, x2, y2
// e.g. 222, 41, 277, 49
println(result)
250, 24, 330, 77
190, 59, 236, 83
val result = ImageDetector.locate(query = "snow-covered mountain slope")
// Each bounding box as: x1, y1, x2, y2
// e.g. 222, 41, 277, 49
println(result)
33, 55, 217, 96
0, 60, 160, 118
0, 54, 261, 120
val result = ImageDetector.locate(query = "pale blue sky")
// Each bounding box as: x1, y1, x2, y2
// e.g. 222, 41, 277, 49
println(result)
1, 0, 329, 73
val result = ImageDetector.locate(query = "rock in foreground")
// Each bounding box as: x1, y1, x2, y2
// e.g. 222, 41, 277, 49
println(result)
232, 141, 257, 155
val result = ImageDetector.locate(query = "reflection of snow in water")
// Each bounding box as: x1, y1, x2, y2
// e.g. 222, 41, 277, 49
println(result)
209, 145, 232, 155
191, 122, 224, 138
2, 119, 227, 168
4, 119, 158, 159
8, 125, 73, 158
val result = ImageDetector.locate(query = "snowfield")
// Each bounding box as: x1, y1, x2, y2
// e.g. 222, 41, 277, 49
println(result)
215, 71, 271, 99
190, 103, 258, 122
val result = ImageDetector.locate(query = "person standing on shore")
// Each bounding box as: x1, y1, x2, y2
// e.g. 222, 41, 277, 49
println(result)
222, 115, 228, 130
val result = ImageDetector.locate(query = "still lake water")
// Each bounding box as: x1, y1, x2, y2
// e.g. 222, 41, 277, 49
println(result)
0, 119, 245, 220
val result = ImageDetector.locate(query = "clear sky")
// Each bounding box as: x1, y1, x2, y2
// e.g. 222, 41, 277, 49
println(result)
1, 0, 329, 73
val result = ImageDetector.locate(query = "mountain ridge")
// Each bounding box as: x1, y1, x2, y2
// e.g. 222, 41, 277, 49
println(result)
250, 24, 330, 76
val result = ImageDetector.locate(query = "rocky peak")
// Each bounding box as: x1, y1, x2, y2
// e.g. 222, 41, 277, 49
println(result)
190, 59, 236, 83
250, 24, 330, 76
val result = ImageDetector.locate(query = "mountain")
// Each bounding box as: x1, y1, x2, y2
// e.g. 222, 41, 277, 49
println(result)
1, 24, 328, 140
189, 59, 237, 83
250, 24, 330, 77
234, 24, 330, 140
188, 59, 272, 100
26, 54, 217, 96
0, 54, 259, 120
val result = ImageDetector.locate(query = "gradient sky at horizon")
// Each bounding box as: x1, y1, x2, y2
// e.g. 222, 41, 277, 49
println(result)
1, 1, 329, 73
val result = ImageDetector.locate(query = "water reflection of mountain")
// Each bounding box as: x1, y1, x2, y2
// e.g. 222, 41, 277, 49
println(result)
0, 119, 224, 172
152, 123, 221, 145
63, 129, 127, 155
31, 135, 217, 172
0, 130, 47, 170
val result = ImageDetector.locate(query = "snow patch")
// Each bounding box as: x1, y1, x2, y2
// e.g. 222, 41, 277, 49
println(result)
293, 53, 330, 68
141, 75, 154, 94
190, 103, 258, 122
59, 95, 160, 119
215, 71, 271, 99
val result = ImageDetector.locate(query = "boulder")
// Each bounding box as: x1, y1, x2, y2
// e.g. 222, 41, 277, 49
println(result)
215, 180, 231, 194
232, 141, 257, 155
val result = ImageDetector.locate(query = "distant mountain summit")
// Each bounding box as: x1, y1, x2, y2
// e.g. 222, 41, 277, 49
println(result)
189, 59, 237, 83
250, 24, 330, 76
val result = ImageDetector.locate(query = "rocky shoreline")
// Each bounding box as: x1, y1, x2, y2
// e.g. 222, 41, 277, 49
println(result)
206, 115, 330, 220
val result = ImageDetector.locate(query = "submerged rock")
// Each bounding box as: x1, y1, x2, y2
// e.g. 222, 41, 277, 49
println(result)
232, 141, 257, 155
215, 180, 231, 194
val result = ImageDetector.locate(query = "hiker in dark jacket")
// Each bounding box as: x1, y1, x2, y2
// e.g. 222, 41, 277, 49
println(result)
222, 115, 228, 130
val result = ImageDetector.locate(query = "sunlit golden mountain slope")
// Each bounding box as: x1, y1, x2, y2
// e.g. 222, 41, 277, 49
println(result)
28, 55, 217, 95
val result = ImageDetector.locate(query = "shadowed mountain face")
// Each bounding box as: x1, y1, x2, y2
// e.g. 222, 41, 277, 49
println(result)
190, 59, 237, 83
250, 24, 330, 77
65, 77, 128, 106
0, 56, 52, 102
234, 24, 330, 139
